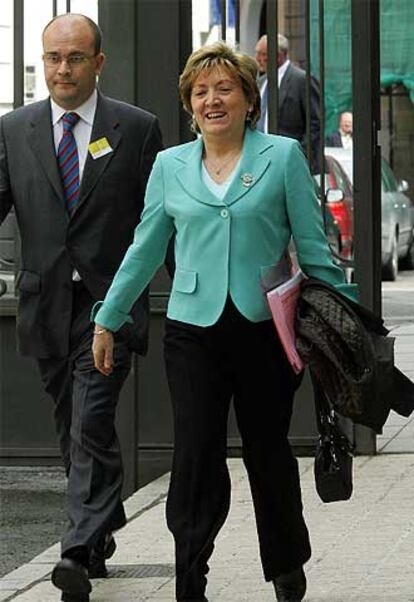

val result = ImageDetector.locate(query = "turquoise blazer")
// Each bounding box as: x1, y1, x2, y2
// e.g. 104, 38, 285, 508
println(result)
92, 128, 357, 331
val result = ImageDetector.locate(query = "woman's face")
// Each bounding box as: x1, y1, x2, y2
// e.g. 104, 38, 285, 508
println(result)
190, 67, 251, 140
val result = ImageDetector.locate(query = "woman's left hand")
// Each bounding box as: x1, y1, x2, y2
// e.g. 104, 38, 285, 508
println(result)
92, 326, 114, 376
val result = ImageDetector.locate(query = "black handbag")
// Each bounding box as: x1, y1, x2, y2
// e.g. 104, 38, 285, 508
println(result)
313, 378, 354, 503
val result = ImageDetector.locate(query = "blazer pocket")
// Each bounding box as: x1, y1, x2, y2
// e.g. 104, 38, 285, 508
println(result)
16, 270, 41, 294
173, 268, 197, 294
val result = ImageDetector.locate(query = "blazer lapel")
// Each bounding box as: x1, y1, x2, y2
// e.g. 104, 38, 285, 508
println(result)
175, 129, 272, 208
26, 100, 65, 205
224, 128, 271, 206
278, 63, 292, 111
175, 138, 224, 207
75, 92, 121, 214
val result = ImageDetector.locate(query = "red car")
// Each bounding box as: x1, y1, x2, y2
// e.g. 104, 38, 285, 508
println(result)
323, 154, 354, 260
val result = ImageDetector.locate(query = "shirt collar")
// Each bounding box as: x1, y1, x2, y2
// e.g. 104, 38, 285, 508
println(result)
278, 59, 290, 81
50, 88, 98, 127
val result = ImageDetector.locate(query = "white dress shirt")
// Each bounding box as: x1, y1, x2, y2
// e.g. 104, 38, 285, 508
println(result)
260, 59, 290, 134
51, 88, 98, 180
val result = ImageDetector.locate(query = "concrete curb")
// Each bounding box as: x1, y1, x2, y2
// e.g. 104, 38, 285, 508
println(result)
0, 473, 170, 602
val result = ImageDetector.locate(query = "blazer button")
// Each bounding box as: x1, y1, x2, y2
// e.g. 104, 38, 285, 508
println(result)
220, 208, 229, 218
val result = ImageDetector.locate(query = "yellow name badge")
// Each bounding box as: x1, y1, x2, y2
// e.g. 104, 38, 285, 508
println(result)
88, 137, 113, 160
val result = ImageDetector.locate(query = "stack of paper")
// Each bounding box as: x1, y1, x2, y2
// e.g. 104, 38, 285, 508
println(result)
266, 269, 305, 374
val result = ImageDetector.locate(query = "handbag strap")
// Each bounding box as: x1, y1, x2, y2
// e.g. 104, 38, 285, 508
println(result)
310, 369, 333, 434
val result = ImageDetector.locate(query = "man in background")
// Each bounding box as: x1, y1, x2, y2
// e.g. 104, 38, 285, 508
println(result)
326, 111, 353, 149
0, 13, 164, 602
254, 34, 268, 91
255, 33, 321, 173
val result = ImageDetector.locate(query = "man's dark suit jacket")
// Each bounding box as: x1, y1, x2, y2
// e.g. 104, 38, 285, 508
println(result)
278, 62, 321, 174
0, 91, 163, 358
325, 130, 343, 147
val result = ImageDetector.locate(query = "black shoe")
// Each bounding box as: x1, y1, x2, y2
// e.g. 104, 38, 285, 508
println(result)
89, 533, 116, 579
52, 558, 91, 597
272, 566, 306, 601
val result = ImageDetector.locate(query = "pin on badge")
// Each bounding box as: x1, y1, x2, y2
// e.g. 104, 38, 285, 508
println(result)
241, 173, 254, 187
88, 137, 113, 160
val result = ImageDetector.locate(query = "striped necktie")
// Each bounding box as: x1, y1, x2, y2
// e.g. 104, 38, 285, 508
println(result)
58, 112, 80, 215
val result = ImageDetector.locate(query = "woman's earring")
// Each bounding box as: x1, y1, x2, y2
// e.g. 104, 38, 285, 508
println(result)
190, 115, 198, 133
246, 110, 252, 122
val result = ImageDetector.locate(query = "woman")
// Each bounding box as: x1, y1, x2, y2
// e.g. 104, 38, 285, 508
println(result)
92, 42, 357, 601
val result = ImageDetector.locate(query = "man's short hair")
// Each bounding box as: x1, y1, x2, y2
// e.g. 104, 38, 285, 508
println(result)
42, 13, 103, 55
278, 34, 289, 53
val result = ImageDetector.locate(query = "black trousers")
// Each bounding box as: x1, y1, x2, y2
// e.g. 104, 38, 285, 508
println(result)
164, 298, 311, 600
37, 281, 131, 557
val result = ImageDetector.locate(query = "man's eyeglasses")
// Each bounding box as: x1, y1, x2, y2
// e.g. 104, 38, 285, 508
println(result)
42, 53, 97, 67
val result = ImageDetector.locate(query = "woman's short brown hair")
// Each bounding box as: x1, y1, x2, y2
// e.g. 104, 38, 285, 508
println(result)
179, 42, 261, 131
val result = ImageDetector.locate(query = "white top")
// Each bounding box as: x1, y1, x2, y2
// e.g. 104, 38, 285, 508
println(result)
201, 158, 241, 200
50, 88, 98, 180
260, 59, 291, 134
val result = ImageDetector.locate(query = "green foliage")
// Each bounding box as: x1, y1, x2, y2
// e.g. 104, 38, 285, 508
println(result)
310, 0, 414, 134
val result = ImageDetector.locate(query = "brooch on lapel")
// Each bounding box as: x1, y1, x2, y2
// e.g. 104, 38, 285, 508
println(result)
240, 173, 255, 188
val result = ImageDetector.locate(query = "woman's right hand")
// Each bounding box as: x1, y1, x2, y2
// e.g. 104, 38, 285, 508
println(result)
92, 326, 114, 376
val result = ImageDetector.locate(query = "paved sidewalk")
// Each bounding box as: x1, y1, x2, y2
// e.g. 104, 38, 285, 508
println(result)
379, 323, 414, 453
1, 317, 412, 602
1, 453, 414, 602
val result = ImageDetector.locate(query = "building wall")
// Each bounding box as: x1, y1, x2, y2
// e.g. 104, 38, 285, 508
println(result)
381, 89, 414, 201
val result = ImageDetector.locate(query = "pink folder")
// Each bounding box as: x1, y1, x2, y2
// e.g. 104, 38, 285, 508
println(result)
266, 269, 305, 374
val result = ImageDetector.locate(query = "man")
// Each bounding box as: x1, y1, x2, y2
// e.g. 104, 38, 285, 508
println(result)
0, 14, 164, 602
326, 111, 353, 149
255, 34, 321, 173
254, 34, 268, 91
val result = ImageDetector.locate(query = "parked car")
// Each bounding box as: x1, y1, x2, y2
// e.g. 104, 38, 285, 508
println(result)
312, 170, 348, 263
381, 159, 414, 278
313, 155, 354, 262
324, 204, 343, 260
325, 147, 414, 280
324, 155, 354, 260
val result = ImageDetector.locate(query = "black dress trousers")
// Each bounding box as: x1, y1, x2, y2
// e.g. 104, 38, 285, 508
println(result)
38, 281, 131, 557
164, 298, 311, 600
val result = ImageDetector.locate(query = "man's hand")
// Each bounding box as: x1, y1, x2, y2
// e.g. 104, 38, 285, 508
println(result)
92, 326, 114, 376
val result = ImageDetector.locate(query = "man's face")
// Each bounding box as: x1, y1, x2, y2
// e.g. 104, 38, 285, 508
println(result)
340, 113, 353, 135
277, 49, 287, 68
255, 38, 268, 74
42, 16, 105, 110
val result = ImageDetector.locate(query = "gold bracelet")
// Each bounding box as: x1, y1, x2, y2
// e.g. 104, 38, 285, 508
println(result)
94, 328, 109, 335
